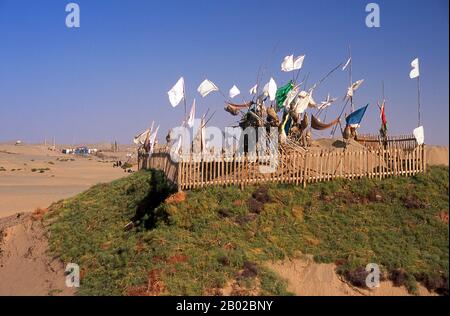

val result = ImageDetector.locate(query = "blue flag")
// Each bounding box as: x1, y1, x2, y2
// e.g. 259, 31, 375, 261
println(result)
346, 104, 369, 126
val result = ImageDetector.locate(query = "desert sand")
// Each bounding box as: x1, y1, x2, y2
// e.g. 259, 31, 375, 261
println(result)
0, 143, 134, 217
0, 212, 75, 296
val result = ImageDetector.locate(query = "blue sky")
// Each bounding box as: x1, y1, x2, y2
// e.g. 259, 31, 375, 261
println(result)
0, 0, 448, 145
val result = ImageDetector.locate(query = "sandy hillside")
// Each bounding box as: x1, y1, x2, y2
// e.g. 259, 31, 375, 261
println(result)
0, 143, 135, 217
267, 256, 435, 296
0, 143, 137, 296
0, 212, 75, 296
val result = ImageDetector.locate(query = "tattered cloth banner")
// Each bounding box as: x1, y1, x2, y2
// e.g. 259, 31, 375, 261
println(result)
133, 129, 150, 145
311, 115, 339, 130
283, 86, 299, 109
318, 94, 337, 110
229, 85, 240, 98
345, 79, 364, 100
134, 121, 154, 145
224, 101, 253, 116
167, 77, 185, 107
198, 79, 219, 97
290, 90, 315, 118
249, 84, 258, 95
413, 126, 424, 145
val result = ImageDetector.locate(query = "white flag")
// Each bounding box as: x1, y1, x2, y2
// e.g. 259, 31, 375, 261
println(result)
409, 58, 420, 79
342, 57, 351, 71
281, 55, 294, 72
291, 92, 310, 116
133, 129, 150, 145
345, 79, 364, 99
149, 125, 159, 154
174, 135, 182, 154
267, 77, 277, 101
133, 121, 154, 145
197, 79, 219, 97
281, 55, 305, 72
413, 126, 424, 145
229, 85, 240, 98
249, 84, 258, 95
283, 86, 299, 109
201, 117, 206, 152
293, 55, 305, 70
187, 99, 196, 128
167, 77, 185, 107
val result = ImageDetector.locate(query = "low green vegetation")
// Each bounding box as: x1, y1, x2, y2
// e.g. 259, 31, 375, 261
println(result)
47, 166, 449, 296
56, 157, 75, 162
122, 162, 133, 169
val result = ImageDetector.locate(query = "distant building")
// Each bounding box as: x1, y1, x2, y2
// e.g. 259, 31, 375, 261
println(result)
74, 147, 89, 155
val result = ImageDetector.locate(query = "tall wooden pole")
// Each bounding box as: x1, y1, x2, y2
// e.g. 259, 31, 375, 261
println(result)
417, 76, 421, 127
348, 45, 354, 112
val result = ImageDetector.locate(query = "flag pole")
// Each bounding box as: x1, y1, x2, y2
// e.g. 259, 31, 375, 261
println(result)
182, 79, 187, 120
348, 45, 354, 112
417, 75, 421, 127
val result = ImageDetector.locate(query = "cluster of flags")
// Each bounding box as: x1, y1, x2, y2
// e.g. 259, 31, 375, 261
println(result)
133, 121, 160, 154
158, 54, 425, 148
167, 53, 307, 108
167, 76, 283, 108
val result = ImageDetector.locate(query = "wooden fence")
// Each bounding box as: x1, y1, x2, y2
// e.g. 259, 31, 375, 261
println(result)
356, 134, 417, 150
141, 144, 426, 191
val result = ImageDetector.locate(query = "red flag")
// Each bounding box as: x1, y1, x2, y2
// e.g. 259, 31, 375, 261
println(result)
380, 101, 387, 126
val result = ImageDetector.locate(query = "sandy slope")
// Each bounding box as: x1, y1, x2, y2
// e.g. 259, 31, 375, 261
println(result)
267, 256, 435, 296
0, 213, 75, 296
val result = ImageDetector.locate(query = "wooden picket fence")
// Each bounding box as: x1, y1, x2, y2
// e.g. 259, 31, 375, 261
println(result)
356, 134, 417, 150
140, 144, 426, 191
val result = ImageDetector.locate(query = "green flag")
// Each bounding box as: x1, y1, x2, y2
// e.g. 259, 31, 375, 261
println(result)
275, 81, 294, 109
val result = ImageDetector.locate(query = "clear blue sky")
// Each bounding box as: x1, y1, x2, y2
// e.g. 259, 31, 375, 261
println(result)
0, 0, 448, 145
